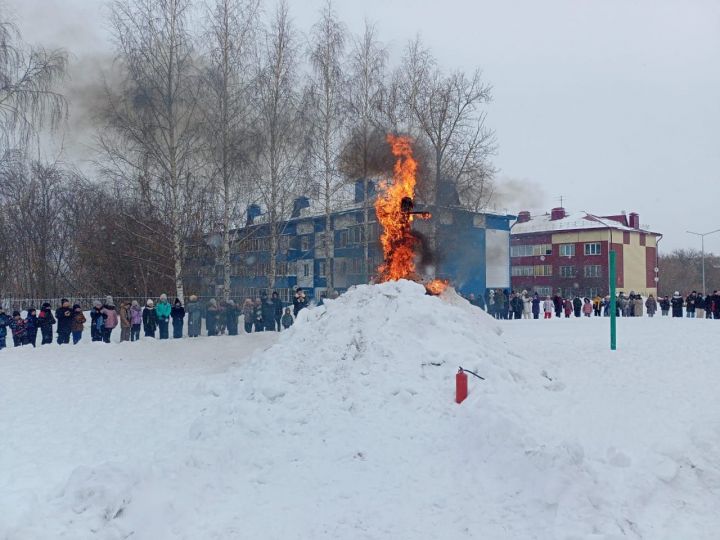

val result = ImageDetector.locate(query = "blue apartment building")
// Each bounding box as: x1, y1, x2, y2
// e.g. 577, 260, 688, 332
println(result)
194, 182, 514, 304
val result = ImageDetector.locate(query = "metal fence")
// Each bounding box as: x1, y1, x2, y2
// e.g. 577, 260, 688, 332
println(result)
1, 288, 299, 311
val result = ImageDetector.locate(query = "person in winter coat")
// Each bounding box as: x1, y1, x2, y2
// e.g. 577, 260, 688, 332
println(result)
71, 304, 86, 344
225, 299, 239, 336
531, 293, 541, 319
710, 291, 720, 319
553, 294, 563, 318
155, 293, 171, 339
293, 288, 308, 317
241, 298, 254, 333
659, 295, 670, 316
522, 292, 532, 320
55, 299, 73, 345
582, 298, 593, 317
593, 295, 602, 317
37, 302, 55, 345
206, 298, 219, 336
696, 294, 706, 319
186, 295, 202, 338
10, 311, 27, 347
563, 298, 573, 318
171, 298, 185, 339
671, 292, 684, 318
216, 301, 227, 335
645, 295, 658, 317
685, 292, 696, 318
633, 295, 643, 317
543, 297, 553, 319
571, 296, 582, 317
143, 300, 158, 337
90, 301, 105, 342
119, 301, 132, 342
618, 293, 629, 317
101, 297, 119, 343
253, 298, 264, 332
130, 301, 143, 341
0, 307, 9, 349
24, 308, 38, 347
261, 294, 276, 331
272, 292, 283, 331
281, 307, 294, 329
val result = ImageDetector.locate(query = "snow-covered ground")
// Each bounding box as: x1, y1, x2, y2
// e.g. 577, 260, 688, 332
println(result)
1, 281, 719, 539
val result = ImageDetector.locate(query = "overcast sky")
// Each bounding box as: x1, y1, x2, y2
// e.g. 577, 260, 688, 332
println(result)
6, 0, 720, 253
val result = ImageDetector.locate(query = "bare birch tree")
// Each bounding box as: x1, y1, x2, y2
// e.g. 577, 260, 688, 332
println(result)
251, 0, 307, 292
308, 0, 347, 294
0, 18, 67, 155
103, 0, 204, 302
201, 0, 260, 300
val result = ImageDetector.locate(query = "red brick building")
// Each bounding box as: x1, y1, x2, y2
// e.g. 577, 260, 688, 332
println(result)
510, 207, 662, 298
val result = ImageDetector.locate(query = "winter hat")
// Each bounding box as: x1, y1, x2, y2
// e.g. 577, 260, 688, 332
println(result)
132, 300, 139, 307
73, 304, 81, 309
42, 302, 51, 308
174, 298, 181, 305
106, 296, 114, 306
160, 293, 168, 301
61, 298, 69, 304
12, 310, 20, 317
674, 291, 680, 296
93, 300, 103, 308
147, 299, 154, 307
227, 299, 235, 306
189, 295, 198, 302
209, 298, 217, 306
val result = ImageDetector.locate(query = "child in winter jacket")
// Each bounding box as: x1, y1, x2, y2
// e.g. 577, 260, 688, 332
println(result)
119, 301, 132, 342
281, 307, 294, 329
156, 293, 171, 339
206, 299, 219, 336
130, 300, 143, 341
37, 302, 56, 345
241, 298, 254, 333
171, 298, 185, 339
100, 297, 119, 343
143, 300, 158, 337
543, 297, 553, 319
24, 308, 38, 347
90, 301, 105, 342
582, 298, 593, 317
186, 295, 202, 338
224, 300, 238, 336
10, 311, 26, 347
71, 304, 87, 344
0, 308, 9, 349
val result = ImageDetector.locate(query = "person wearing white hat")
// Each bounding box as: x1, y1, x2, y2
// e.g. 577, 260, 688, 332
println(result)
143, 299, 158, 337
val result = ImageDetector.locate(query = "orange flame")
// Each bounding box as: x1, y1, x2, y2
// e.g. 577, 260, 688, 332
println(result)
375, 134, 428, 282
425, 278, 449, 295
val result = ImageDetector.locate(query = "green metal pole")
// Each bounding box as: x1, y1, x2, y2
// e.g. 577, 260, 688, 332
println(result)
609, 250, 617, 351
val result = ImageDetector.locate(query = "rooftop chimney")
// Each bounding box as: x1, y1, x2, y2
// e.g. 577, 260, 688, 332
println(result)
550, 207, 566, 221
246, 204, 262, 225
517, 210, 531, 223
291, 196, 310, 218
628, 212, 640, 229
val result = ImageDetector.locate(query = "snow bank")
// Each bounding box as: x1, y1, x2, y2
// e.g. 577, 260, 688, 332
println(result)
3, 280, 720, 539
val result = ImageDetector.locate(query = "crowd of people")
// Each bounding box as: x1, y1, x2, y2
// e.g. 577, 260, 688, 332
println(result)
0, 288, 311, 350
466, 289, 720, 320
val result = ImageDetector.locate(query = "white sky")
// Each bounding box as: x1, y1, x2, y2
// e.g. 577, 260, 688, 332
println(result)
6, 0, 720, 253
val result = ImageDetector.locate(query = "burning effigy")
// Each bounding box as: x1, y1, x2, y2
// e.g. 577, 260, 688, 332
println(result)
374, 134, 448, 294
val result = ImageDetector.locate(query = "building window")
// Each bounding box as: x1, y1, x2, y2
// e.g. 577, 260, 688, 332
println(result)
511, 266, 534, 277
510, 244, 552, 258
559, 266, 576, 278
337, 230, 348, 248
534, 265, 553, 277
559, 244, 575, 257
584, 265, 602, 277
535, 286, 552, 297
318, 261, 326, 277
303, 263, 310, 277
300, 235, 310, 251
587, 287, 601, 298
584, 242, 601, 256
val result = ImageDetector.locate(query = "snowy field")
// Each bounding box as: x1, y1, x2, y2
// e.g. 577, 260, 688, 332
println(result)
1, 281, 719, 540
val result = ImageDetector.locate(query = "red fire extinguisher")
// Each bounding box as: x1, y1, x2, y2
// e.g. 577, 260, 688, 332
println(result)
455, 366, 485, 404
456, 368, 468, 404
